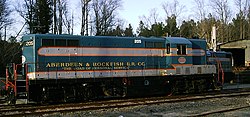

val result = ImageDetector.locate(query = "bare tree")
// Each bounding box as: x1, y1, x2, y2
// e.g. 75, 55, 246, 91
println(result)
81, 0, 91, 36
139, 8, 160, 28
52, 0, 72, 34
62, 1, 73, 34
92, 0, 122, 35
162, 0, 185, 17
0, 0, 12, 40
192, 0, 209, 40
210, 0, 232, 43
15, 0, 35, 34
210, 0, 231, 24
162, 0, 186, 32
234, 0, 249, 39
53, 0, 57, 34
193, 0, 207, 21
58, 0, 63, 34
81, 0, 85, 35
234, 0, 249, 14
16, 0, 53, 34
71, 13, 74, 34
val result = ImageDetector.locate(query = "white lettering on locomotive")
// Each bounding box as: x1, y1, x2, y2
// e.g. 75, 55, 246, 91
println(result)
134, 39, 141, 44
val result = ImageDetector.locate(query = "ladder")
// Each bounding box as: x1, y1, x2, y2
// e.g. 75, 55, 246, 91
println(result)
4, 63, 28, 104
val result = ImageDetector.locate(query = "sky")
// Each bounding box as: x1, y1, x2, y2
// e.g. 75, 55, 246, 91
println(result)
119, 0, 194, 29
9, 0, 198, 38
7, 0, 237, 39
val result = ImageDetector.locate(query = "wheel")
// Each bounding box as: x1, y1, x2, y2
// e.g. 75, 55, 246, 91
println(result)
84, 87, 95, 101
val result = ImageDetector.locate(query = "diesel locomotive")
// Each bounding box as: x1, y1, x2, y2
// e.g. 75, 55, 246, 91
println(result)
3, 34, 226, 104
206, 50, 233, 83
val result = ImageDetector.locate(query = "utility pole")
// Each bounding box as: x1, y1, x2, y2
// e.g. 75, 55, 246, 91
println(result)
211, 25, 217, 52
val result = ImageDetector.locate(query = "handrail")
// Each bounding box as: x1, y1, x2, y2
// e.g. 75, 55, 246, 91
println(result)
213, 54, 225, 85
25, 64, 29, 92
5, 63, 28, 97
1, 80, 16, 90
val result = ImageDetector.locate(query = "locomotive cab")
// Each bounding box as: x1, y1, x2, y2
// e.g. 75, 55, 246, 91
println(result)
164, 37, 218, 93
3, 36, 34, 104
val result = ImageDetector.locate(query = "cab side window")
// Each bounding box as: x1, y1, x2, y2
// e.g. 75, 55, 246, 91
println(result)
55, 39, 66, 46
68, 40, 79, 46
177, 44, 186, 55
42, 39, 54, 46
166, 43, 170, 54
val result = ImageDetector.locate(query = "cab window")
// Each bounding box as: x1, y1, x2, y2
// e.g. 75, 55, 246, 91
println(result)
177, 44, 186, 55
55, 39, 66, 46
166, 43, 170, 54
42, 39, 54, 46
68, 40, 79, 46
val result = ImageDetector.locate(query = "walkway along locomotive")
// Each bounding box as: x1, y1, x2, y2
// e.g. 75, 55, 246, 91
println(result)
3, 34, 223, 104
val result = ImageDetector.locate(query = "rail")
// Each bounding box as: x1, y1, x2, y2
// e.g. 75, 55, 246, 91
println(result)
1, 88, 250, 116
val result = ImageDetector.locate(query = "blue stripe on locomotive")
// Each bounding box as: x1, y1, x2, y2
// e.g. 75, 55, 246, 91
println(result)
189, 39, 206, 65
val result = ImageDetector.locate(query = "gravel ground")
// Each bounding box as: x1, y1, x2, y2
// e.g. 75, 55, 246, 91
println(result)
40, 95, 250, 117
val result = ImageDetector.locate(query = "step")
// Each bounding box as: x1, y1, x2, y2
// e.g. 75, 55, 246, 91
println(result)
17, 86, 27, 92
16, 80, 26, 86
17, 79, 26, 81
17, 92, 27, 99
16, 85, 26, 88
17, 76, 25, 80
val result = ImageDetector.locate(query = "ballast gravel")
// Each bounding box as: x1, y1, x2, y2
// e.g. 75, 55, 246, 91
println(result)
42, 96, 250, 117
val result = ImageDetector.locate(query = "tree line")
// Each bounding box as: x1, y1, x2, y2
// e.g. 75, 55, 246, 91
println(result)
1, 0, 249, 42
0, 0, 250, 76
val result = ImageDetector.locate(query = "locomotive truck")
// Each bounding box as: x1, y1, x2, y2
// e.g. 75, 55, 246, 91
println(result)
2, 34, 225, 104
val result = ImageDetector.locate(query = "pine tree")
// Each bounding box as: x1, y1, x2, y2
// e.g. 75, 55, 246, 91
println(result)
164, 15, 179, 37
137, 21, 151, 37
180, 20, 198, 38
124, 24, 133, 37
33, 0, 53, 34
151, 22, 165, 37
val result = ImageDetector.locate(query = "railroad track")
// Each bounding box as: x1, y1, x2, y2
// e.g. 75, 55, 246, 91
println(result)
1, 89, 250, 117
189, 105, 250, 116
